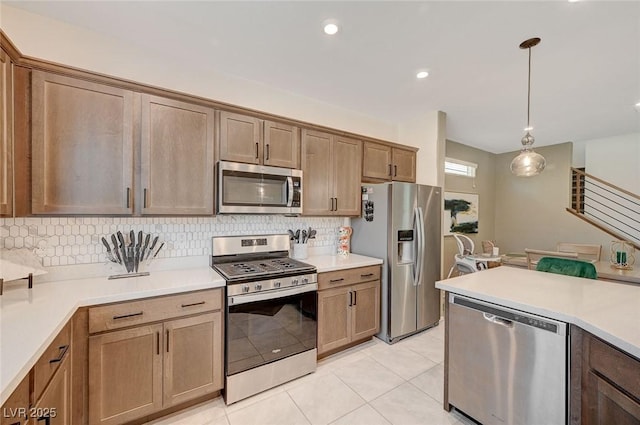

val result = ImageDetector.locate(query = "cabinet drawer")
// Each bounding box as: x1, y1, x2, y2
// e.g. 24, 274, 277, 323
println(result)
318, 265, 380, 290
89, 289, 222, 334
33, 321, 71, 403
588, 333, 640, 401
0, 374, 29, 425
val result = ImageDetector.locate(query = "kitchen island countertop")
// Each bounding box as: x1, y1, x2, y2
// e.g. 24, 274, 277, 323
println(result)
436, 266, 640, 360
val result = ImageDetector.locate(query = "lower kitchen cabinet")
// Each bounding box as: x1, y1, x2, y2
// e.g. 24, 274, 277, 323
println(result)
34, 352, 72, 425
1, 322, 72, 425
88, 289, 224, 425
89, 325, 164, 425
0, 375, 29, 425
163, 313, 223, 408
317, 266, 380, 356
571, 325, 640, 425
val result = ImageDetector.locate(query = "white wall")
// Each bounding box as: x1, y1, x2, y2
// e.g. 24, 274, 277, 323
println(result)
583, 133, 640, 194
398, 111, 446, 187
0, 5, 398, 142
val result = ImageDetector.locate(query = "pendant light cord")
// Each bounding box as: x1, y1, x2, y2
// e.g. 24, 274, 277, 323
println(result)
527, 47, 531, 129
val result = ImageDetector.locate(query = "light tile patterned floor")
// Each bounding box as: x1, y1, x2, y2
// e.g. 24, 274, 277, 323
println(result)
147, 322, 476, 425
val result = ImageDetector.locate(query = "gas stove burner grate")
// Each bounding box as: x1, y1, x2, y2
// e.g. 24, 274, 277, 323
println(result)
212, 257, 315, 281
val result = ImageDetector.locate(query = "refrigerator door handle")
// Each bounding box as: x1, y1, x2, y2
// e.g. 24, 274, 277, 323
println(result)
413, 207, 421, 286
416, 207, 426, 285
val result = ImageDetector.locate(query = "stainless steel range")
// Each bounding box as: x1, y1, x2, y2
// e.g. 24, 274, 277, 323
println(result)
210, 234, 318, 405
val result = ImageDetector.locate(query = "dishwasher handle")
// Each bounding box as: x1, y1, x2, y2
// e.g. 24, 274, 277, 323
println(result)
483, 312, 513, 328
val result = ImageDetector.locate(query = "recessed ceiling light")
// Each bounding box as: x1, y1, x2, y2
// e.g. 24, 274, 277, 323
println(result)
324, 23, 339, 35
635, 101, 640, 108
568, 0, 580, 3
416, 71, 429, 79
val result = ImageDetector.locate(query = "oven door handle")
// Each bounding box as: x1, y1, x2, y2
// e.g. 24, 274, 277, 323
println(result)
228, 283, 318, 306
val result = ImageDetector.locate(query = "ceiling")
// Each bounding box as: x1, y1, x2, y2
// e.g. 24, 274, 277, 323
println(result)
5, 1, 640, 153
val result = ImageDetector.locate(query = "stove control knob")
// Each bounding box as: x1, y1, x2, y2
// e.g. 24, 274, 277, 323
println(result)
255, 283, 262, 291
292, 279, 299, 286
274, 281, 281, 288
242, 285, 250, 293
302, 277, 309, 284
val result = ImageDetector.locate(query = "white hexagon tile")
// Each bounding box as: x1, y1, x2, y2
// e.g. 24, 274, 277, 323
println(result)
0, 216, 343, 267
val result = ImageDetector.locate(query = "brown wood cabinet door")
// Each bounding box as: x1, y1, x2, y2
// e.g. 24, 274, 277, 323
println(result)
89, 324, 163, 425
0, 49, 12, 217
584, 371, 640, 425
263, 120, 299, 168
0, 374, 29, 425
351, 280, 380, 341
140, 95, 215, 215
34, 350, 71, 425
219, 111, 261, 164
163, 312, 223, 408
31, 71, 134, 215
301, 129, 333, 215
362, 142, 391, 181
333, 136, 362, 216
392, 148, 416, 182
317, 286, 351, 355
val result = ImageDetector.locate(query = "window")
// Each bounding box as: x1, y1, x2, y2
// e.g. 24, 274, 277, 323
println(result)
445, 157, 477, 178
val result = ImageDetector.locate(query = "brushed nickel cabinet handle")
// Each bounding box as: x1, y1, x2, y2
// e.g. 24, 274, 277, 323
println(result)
166, 329, 170, 353
360, 273, 374, 278
113, 311, 143, 320
255, 142, 259, 159
156, 331, 160, 355
348, 291, 353, 307
394, 165, 398, 177
49, 345, 69, 363
353, 291, 357, 305
181, 301, 205, 308
143, 188, 147, 208
329, 278, 344, 283
126, 187, 131, 208
266, 144, 270, 160
335, 198, 338, 211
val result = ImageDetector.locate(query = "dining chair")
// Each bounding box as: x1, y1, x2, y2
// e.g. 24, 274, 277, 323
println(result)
556, 243, 601, 262
536, 257, 597, 279
446, 234, 479, 278
524, 249, 578, 270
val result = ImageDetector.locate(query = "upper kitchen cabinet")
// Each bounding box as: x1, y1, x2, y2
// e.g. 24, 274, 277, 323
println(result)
140, 95, 215, 215
302, 129, 361, 216
362, 141, 417, 183
392, 147, 416, 182
0, 48, 12, 217
31, 71, 135, 215
263, 120, 300, 168
219, 111, 299, 168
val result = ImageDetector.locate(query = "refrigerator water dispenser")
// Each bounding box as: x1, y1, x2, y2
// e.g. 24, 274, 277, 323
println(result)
397, 230, 414, 264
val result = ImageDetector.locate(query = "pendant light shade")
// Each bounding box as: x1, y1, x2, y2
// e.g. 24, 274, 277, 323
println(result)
511, 37, 545, 177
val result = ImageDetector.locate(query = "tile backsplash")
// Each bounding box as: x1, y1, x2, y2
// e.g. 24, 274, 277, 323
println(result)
0, 216, 346, 267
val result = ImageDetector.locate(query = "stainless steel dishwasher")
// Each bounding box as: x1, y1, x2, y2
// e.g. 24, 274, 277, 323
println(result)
448, 294, 568, 425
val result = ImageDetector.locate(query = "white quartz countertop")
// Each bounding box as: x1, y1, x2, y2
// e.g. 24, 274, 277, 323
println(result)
0, 252, 382, 405
436, 266, 640, 360
303, 253, 383, 272
0, 267, 225, 405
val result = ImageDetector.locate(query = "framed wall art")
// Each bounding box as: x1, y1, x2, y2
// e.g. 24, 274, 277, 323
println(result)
444, 191, 479, 235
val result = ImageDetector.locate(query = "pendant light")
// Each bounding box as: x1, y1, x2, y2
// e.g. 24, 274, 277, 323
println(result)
510, 37, 546, 177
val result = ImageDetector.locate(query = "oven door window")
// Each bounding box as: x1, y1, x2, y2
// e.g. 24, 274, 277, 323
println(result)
227, 291, 317, 376
222, 171, 288, 207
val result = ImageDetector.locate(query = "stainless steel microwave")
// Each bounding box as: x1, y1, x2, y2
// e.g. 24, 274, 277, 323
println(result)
217, 161, 302, 214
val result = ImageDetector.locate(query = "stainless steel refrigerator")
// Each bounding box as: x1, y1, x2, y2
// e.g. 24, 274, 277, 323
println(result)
351, 182, 441, 343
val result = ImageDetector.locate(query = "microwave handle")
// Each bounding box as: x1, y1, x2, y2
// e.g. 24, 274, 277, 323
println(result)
286, 176, 294, 207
